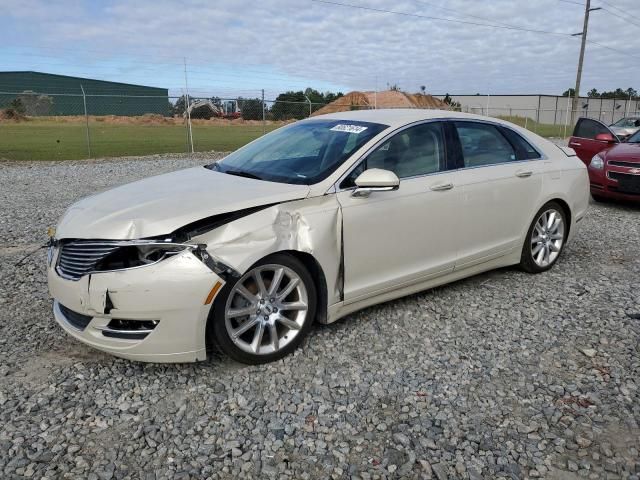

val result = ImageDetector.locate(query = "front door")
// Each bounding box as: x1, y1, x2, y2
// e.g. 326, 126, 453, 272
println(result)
569, 117, 619, 165
336, 121, 459, 303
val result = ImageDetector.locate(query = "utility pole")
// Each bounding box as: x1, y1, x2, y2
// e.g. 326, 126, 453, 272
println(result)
261, 89, 266, 135
80, 84, 91, 158
183, 57, 194, 154
571, 0, 601, 125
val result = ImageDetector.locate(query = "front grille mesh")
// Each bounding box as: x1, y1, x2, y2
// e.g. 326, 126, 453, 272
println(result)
57, 240, 121, 280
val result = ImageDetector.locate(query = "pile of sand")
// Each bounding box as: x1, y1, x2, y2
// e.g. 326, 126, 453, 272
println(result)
312, 90, 448, 116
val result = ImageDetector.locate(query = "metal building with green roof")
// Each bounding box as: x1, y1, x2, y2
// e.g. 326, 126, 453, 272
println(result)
0, 71, 169, 116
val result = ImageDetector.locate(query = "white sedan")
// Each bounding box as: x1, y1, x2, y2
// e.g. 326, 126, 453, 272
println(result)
48, 110, 589, 364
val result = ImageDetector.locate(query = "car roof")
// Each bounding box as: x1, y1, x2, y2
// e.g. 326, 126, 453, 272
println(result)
309, 108, 515, 128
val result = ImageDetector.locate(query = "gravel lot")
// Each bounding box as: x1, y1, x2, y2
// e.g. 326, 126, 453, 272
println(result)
1, 154, 639, 480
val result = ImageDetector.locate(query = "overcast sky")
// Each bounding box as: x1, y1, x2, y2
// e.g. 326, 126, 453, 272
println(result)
1, 0, 638, 99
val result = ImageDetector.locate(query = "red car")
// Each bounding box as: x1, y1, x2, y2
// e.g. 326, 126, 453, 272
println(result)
569, 117, 640, 202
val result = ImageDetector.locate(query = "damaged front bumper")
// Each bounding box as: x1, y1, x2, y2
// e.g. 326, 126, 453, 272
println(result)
48, 248, 222, 363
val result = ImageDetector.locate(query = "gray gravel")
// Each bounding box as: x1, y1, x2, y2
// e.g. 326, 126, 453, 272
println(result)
1, 154, 639, 480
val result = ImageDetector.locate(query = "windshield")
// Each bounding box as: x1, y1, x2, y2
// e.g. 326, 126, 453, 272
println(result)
612, 117, 640, 128
627, 130, 640, 143
207, 119, 388, 185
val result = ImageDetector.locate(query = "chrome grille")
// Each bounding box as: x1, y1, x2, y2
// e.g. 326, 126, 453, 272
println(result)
57, 240, 121, 280
608, 160, 640, 168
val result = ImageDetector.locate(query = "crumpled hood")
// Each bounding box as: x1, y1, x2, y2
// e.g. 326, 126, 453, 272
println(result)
56, 167, 310, 239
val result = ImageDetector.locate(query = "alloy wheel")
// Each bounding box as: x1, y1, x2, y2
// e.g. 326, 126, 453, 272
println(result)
530, 208, 565, 268
224, 264, 308, 355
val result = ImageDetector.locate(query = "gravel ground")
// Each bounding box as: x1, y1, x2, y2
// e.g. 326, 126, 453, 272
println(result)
0, 154, 639, 480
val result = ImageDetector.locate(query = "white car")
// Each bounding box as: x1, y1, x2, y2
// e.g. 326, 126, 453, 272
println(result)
48, 110, 589, 364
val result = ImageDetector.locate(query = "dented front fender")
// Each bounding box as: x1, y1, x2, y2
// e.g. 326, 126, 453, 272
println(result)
195, 195, 344, 308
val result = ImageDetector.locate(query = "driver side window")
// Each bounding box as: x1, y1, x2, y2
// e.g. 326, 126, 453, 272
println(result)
341, 122, 445, 188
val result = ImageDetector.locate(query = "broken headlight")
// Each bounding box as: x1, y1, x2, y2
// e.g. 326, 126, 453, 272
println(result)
94, 242, 197, 272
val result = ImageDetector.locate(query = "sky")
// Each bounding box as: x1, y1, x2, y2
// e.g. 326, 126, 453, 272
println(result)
0, 0, 638, 100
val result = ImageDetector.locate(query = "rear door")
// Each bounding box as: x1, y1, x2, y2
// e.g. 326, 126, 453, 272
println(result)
448, 121, 545, 268
569, 118, 619, 165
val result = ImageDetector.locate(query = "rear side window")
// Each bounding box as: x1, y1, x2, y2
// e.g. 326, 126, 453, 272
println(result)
454, 122, 516, 167
573, 118, 610, 139
500, 128, 541, 160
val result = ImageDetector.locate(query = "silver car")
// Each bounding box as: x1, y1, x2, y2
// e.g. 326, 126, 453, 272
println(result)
610, 117, 640, 140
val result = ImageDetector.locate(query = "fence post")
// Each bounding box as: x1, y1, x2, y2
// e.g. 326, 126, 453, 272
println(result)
80, 85, 92, 158
563, 94, 571, 138
304, 95, 312, 117
183, 58, 194, 153
262, 89, 266, 135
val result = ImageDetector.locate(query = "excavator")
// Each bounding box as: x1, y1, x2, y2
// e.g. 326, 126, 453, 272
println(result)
184, 99, 241, 119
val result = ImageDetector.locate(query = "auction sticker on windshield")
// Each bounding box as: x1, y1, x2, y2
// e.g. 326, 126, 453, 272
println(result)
330, 124, 368, 134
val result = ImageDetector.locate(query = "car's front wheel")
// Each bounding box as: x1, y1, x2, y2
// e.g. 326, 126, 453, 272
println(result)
520, 202, 567, 273
209, 253, 316, 364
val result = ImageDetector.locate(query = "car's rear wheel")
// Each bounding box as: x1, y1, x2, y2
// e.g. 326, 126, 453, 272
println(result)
520, 202, 567, 273
209, 253, 316, 364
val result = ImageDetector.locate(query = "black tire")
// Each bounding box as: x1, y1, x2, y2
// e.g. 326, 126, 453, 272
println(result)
591, 193, 607, 203
520, 201, 568, 274
208, 253, 317, 364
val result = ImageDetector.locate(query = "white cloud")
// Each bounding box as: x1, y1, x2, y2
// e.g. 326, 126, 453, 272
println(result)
1, 0, 638, 96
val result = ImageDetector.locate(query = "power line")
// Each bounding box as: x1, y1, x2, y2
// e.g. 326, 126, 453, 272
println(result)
410, 0, 514, 28
311, 0, 574, 36
558, 0, 584, 5
598, 0, 640, 23
599, 6, 640, 28
558, 0, 640, 28
311, 0, 640, 60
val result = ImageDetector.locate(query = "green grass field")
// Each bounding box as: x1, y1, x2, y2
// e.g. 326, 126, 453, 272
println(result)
0, 120, 278, 161
1, 116, 569, 162
496, 116, 570, 138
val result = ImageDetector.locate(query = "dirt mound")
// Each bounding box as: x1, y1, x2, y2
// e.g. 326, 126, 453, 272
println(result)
311, 92, 371, 115
312, 90, 448, 116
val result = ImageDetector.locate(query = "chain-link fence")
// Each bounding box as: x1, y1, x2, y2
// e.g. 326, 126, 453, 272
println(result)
455, 105, 640, 139
0, 91, 339, 161
1, 90, 638, 161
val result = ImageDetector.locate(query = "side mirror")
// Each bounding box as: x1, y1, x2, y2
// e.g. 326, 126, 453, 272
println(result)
352, 168, 400, 198
595, 132, 617, 143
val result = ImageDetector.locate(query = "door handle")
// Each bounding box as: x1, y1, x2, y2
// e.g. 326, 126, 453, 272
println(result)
515, 170, 533, 178
569, 142, 581, 146
430, 182, 454, 191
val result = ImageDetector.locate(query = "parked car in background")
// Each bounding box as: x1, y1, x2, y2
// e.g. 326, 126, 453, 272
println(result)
610, 116, 640, 141
569, 117, 640, 202
48, 110, 589, 364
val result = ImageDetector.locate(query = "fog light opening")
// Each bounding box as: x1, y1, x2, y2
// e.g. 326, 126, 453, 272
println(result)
100, 319, 159, 340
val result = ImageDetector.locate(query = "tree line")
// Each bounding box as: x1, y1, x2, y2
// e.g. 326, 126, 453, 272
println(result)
562, 87, 638, 100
